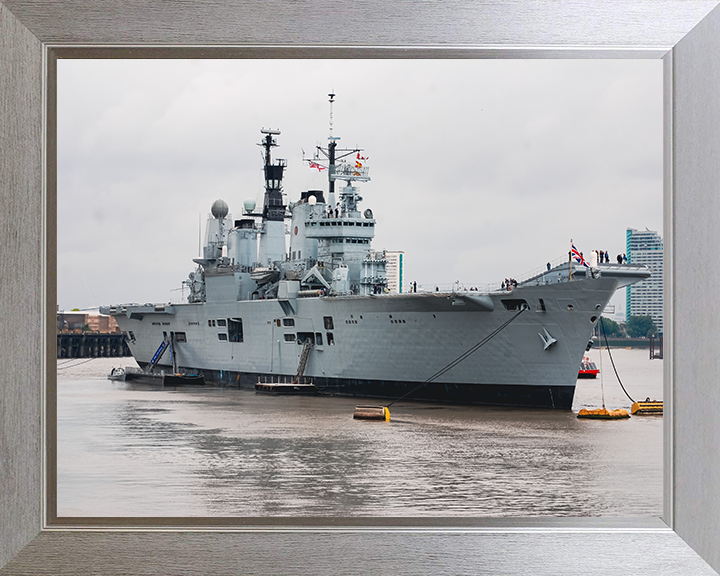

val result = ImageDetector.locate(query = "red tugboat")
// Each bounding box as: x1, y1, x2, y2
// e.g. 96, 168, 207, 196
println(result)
578, 356, 599, 379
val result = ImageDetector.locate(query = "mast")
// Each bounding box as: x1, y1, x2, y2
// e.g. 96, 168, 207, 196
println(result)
257, 128, 288, 265
305, 94, 369, 210
259, 128, 286, 222
328, 93, 338, 204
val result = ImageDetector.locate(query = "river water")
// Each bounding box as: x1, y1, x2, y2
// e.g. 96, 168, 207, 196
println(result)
57, 348, 663, 517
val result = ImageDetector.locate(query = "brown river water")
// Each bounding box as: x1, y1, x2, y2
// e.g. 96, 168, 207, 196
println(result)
57, 348, 663, 517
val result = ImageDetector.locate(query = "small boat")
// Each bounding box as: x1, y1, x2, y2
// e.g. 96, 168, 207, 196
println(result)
250, 266, 280, 285
107, 367, 126, 381
578, 356, 599, 379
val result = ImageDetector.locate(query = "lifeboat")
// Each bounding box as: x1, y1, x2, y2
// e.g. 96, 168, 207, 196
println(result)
250, 266, 280, 285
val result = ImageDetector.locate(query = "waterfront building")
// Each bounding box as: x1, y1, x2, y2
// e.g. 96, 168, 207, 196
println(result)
385, 250, 404, 293
626, 228, 664, 334
57, 312, 121, 334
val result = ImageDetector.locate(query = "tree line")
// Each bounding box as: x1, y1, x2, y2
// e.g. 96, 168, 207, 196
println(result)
598, 315, 659, 338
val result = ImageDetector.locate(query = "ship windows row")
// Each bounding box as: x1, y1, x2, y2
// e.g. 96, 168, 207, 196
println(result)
279, 317, 334, 330
329, 238, 370, 244
283, 332, 334, 345
212, 318, 243, 342
310, 221, 374, 228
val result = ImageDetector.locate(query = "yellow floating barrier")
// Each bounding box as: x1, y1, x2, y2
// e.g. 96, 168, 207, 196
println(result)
631, 400, 663, 415
353, 405, 391, 421
577, 407, 630, 419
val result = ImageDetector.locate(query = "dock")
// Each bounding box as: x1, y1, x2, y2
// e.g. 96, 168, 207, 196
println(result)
57, 333, 130, 358
255, 377, 318, 396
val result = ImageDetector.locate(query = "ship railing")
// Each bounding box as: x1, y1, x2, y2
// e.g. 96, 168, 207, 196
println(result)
258, 375, 313, 385
410, 282, 501, 294
416, 255, 576, 295
514, 255, 572, 284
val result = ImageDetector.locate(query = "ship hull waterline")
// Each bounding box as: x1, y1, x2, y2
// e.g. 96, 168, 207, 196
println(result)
134, 364, 576, 410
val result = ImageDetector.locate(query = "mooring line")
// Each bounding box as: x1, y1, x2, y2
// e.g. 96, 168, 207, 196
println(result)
599, 316, 635, 403
387, 308, 527, 408
56, 357, 96, 371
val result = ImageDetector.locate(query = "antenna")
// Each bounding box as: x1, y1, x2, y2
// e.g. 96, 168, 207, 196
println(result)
328, 92, 335, 139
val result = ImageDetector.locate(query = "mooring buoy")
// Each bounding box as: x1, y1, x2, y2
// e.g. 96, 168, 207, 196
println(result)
353, 405, 390, 421
577, 407, 630, 420
631, 400, 663, 415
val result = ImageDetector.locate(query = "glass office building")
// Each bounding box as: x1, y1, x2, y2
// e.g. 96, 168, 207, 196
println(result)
385, 251, 404, 294
626, 228, 664, 334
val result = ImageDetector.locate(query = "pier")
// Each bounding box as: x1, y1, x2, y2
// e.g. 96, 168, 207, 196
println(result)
57, 333, 130, 358
649, 335, 663, 359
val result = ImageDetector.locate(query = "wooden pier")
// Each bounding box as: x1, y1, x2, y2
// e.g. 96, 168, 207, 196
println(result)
57, 333, 130, 358
649, 335, 663, 359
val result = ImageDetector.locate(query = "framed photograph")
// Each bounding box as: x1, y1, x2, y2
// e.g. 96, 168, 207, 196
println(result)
53, 58, 665, 520
2, 2, 720, 574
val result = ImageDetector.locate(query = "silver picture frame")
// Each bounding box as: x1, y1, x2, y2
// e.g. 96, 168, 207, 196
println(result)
2, 1, 720, 574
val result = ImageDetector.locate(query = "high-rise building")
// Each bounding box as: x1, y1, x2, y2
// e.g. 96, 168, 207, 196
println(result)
385, 251, 404, 294
626, 228, 663, 334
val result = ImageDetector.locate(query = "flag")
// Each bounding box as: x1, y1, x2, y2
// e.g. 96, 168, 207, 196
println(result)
571, 244, 588, 267
309, 161, 326, 172
356, 152, 368, 160
355, 161, 363, 168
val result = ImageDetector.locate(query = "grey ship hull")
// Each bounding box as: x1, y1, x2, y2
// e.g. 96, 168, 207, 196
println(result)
106, 276, 618, 410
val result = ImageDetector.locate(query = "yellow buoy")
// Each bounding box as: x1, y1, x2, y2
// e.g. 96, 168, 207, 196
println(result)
577, 407, 630, 419
353, 405, 391, 421
631, 400, 663, 415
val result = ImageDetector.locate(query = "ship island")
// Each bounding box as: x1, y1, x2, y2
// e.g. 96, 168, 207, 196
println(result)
100, 96, 650, 410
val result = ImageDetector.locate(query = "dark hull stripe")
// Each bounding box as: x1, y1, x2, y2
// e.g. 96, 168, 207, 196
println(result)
141, 362, 575, 410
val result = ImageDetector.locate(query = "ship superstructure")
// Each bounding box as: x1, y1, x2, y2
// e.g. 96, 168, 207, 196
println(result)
101, 96, 651, 409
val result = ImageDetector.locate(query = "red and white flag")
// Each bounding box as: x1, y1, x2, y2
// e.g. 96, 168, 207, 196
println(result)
308, 161, 326, 172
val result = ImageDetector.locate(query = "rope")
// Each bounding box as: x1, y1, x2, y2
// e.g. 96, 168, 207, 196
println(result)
599, 317, 635, 403
387, 307, 527, 408
56, 357, 96, 370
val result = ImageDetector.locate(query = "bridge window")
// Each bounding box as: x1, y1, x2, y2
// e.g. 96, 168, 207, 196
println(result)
218, 333, 227, 341
315, 332, 323, 345
283, 318, 295, 327
175, 332, 187, 342
217, 319, 226, 327
324, 316, 334, 330
284, 333, 296, 342
327, 332, 334, 345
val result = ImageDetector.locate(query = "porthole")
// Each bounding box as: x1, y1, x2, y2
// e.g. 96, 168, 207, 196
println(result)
590, 315, 598, 323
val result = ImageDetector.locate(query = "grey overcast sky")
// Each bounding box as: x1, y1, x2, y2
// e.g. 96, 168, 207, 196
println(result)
57, 59, 662, 313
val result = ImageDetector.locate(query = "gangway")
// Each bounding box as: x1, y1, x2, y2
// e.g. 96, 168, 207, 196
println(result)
294, 339, 314, 383
147, 335, 176, 373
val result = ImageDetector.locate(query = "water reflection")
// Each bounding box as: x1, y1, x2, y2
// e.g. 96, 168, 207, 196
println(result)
57, 351, 663, 517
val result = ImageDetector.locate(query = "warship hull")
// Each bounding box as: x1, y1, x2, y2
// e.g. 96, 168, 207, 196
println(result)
107, 276, 618, 410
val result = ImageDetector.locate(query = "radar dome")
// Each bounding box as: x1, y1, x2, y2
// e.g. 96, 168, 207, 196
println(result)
211, 199, 229, 220
308, 195, 317, 205
243, 198, 257, 213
